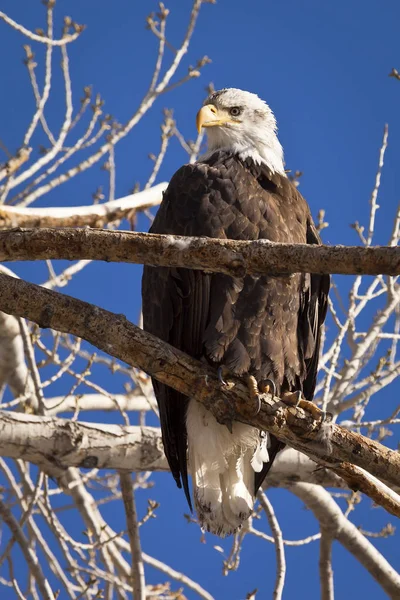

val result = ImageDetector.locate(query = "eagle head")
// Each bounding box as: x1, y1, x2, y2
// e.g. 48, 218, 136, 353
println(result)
196, 88, 285, 175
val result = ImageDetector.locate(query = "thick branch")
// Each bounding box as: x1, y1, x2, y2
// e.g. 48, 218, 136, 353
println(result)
0, 273, 399, 513
0, 228, 399, 275
0, 413, 352, 489
0, 184, 167, 228
0, 412, 167, 475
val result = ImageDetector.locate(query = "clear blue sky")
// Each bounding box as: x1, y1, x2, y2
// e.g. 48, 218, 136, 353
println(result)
0, 1, 399, 598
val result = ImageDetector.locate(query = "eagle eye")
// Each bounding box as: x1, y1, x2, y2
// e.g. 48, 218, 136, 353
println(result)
229, 107, 242, 117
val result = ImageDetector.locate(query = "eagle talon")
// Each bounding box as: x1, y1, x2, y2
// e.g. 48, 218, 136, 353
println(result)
246, 375, 262, 415
259, 378, 276, 397
253, 396, 261, 416
282, 391, 325, 421
282, 390, 302, 407
217, 366, 228, 386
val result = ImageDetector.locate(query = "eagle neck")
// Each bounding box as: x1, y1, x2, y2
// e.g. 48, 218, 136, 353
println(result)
200, 150, 286, 187
200, 141, 286, 177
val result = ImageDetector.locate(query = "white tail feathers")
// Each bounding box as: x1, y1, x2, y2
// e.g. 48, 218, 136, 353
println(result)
186, 399, 269, 537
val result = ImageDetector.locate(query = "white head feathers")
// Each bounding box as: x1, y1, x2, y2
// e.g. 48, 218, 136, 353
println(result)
199, 88, 285, 175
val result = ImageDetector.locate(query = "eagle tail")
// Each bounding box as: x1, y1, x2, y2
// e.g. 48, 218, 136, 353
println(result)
186, 399, 267, 537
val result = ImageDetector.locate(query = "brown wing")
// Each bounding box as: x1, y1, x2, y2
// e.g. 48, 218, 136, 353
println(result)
301, 218, 330, 401
142, 162, 216, 507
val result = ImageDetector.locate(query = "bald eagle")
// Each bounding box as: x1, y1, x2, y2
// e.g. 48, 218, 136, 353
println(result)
142, 88, 329, 537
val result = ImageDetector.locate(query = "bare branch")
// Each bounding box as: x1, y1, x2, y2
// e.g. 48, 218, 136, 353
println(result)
319, 529, 334, 600
10, 0, 208, 206
0, 499, 55, 600
0, 148, 32, 183
0, 184, 167, 228
120, 473, 146, 600
0, 10, 83, 45
0, 228, 399, 276
0, 412, 167, 474
18, 317, 45, 414
45, 391, 155, 416
257, 492, 286, 600
366, 125, 388, 246
0, 312, 34, 406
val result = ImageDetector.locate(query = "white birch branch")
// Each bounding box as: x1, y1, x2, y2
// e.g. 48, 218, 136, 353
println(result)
45, 392, 155, 416
0, 411, 167, 474
0, 184, 167, 228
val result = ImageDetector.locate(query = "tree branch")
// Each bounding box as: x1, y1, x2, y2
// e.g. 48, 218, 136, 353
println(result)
0, 312, 34, 405
45, 392, 155, 416
119, 473, 146, 600
0, 10, 82, 46
0, 273, 399, 515
319, 529, 334, 600
0, 184, 167, 229
0, 412, 167, 476
0, 228, 399, 275
1, 411, 393, 496
0, 499, 55, 600
258, 492, 286, 600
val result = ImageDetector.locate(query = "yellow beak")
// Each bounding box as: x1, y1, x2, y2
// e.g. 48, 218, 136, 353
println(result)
196, 104, 231, 133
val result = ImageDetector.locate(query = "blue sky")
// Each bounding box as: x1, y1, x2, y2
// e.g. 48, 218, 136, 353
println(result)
0, 0, 399, 598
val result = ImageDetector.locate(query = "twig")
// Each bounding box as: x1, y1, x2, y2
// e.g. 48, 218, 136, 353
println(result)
18, 317, 45, 414
119, 473, 146, 600
257, 492, 286, 600
0, 148, 32, 183
319, 529, 334, 600
366, 125, 388, 246
23, 1, 55, 147
0, 499, 55, 600
0, 10, 83, 45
